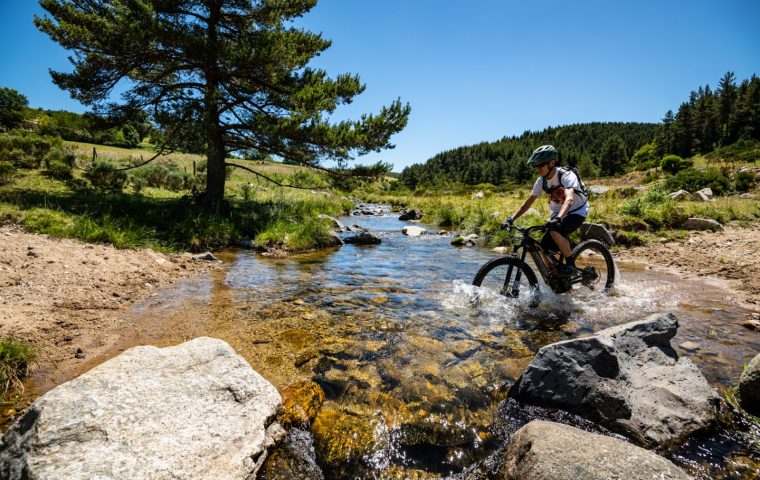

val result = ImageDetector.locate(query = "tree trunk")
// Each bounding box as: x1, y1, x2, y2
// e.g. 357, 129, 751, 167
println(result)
200, 5, 226, 215
203, 117, 227, 214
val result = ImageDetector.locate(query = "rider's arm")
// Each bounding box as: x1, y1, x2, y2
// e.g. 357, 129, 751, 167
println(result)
512, 195, 537, 220
556, 188, 575, 219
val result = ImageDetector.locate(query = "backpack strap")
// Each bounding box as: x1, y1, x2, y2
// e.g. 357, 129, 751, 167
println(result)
544, 167, 587, 214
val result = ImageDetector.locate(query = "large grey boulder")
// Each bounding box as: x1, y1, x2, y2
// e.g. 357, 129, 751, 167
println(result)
509, 313, 720, 447
736, 353, 760, 416
578, 222, 616, 246
0, 337, 284, 480
499, 420, 690, 480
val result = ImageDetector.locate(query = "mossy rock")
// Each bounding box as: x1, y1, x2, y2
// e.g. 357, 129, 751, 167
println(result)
279, 381, 325, 428
311, 408, 381, 467
450, 236, 465, 246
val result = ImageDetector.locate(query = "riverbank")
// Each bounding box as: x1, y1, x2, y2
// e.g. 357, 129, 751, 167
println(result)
1, 219, 758, 408
615, 223, 760, 308
0, 225, 219, 405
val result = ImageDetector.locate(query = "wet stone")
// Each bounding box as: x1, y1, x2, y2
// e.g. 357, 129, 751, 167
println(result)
279, 381, 325, 429
311, 408, 383, 469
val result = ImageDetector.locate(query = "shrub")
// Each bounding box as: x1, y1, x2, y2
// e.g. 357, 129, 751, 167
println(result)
0, 161, 15, 184
43, 147, 76, 179
47, 161, 73, 180
0, 339, 36, 401
3, 148, 37, 169
665, 168, 731, 196
84, 162, 128, 191
631, 143, 658, 171
734, 171, 756, 192
660, 155, 693, 174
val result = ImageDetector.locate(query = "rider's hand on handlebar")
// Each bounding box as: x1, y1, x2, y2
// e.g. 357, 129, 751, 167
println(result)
545, 217, 562, 231
501, 216, 514, 230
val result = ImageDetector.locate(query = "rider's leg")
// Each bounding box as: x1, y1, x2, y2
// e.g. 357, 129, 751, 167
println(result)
550, 230, 572, 260
549, 215, 586, 269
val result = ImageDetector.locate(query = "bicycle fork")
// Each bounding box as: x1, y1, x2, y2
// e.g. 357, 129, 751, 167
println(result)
502, 247, 529, 297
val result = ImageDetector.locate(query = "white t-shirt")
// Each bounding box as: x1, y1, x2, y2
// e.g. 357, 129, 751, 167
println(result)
530, 167, 589, 218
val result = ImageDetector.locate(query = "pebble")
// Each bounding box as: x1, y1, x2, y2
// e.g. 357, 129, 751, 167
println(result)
679, 341, 701, 352
742, 320, 760, 331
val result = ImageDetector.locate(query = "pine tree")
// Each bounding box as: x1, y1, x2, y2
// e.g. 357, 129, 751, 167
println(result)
36, 0, 410, 213
717, 71, 738, 144
598, 135, 628, 177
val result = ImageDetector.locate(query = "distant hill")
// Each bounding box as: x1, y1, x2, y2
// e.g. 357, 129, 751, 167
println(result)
399, 122, 659, 188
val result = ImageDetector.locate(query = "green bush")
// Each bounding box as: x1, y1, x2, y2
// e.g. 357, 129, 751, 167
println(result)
131, 163, 197, 191
3, 148, 37, 169
85, 162, 128, 191
706, 139, 760, 163
47, 161, 73, 180
660, 155, 693, 174
665, 168, 731, 195
631, 143, 658, 171
0, 161, 15, 184
734, 171, 756, 192
0, 339, 36, 401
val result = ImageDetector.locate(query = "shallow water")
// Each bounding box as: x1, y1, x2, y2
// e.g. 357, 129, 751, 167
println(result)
26, 211, 760, 478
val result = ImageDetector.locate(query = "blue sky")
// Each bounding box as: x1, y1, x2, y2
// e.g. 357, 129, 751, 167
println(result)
1, 1, 758, 171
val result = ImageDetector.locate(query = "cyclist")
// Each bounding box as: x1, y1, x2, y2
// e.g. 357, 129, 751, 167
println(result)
504, 145, 588, 276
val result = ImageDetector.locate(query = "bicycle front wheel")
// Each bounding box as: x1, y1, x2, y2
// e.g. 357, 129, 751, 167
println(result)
570, 239, 615, 292
472, 256, 541, 307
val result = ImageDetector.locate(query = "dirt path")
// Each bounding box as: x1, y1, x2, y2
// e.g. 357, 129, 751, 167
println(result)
0, 225, 219, 392
614, 223, 760, 307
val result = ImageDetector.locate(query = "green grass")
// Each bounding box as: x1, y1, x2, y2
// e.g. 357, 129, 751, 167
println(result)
0, 159, 350, 253
358, 174, 760, 248
0, 339, 36, 403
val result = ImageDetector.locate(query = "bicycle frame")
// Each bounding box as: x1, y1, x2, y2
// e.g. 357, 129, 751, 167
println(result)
503, 224, 582, 295
508, 225, 556, 283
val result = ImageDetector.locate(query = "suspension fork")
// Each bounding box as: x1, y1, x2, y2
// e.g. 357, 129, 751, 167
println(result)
502, 245, 529, 297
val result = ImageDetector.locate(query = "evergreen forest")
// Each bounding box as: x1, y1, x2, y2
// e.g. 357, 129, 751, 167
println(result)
400, 72, 760, 189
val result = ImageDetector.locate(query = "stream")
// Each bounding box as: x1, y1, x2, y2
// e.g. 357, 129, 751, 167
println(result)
36, 209, 760, 478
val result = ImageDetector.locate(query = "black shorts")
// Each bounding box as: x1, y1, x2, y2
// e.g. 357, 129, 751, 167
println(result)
540, 214, 586, 252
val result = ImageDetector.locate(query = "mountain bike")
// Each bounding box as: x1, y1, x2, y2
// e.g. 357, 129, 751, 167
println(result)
472, 224, 615, 307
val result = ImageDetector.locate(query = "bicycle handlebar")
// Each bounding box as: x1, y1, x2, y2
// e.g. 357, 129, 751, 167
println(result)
506, 224, 547, 235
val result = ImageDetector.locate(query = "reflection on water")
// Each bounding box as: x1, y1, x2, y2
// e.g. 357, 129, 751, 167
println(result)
45, 213, 760, 478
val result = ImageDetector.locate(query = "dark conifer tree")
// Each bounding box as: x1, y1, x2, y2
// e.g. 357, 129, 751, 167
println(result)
36, 0, 410, 213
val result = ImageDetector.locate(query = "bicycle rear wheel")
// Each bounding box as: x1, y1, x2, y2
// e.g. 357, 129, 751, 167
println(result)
570, 239, 615, 292
472, 256, 541, 307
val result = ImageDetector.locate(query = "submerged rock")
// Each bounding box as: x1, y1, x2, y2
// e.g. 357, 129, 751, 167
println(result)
0, 337, 283, 480
258, 429, 325, 480
509, 313, 720, 447
311, 408, 382, 469
279, 381, 325, 429
737, 353, 760, 416
499, 420, 690, 480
